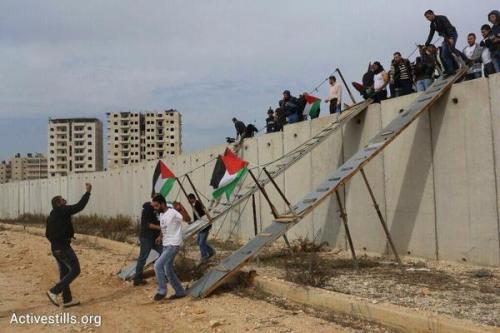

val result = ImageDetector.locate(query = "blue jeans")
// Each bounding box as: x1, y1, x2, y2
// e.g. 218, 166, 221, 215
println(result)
493, 54, 500, 73
154, 245, 185, 296
50, 246, 81, 303
440, 34, 458, 74
134, 236, 162, 282
197, 228, 214, 259
287, 113, 299, 124
416, 79, 433, 92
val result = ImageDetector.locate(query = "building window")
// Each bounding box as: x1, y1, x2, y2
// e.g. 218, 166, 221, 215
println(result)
88, 157, 92, 160
88, 149, 92, 153
87, 126, 92, 130
115, 129, 118, 133
88, 142, 92, 145
88, 164, 92, 168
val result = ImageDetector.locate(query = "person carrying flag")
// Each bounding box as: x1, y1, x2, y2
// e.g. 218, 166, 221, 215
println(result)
187, 193, 216, 265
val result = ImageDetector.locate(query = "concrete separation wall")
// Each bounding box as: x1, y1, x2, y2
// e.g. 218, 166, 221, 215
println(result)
1, 75, 499, 266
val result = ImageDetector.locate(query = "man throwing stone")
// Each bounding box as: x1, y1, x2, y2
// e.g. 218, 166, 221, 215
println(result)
45, 183, 92, 307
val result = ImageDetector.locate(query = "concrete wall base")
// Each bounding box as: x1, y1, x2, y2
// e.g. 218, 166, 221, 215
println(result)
253, 275, 499, 333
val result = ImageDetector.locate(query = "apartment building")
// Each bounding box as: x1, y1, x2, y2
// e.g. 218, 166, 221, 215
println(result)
107, 110, 182, 169
0, 153, 47, 183
0, 160, 11, 184
48, 118, 103, 177
10, 153, 48, 181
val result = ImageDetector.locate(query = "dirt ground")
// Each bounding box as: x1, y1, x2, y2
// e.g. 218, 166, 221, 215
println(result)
247, 243, 500, 327
0, 229, 387, 333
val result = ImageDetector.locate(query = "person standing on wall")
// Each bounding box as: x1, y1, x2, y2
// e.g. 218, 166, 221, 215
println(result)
462, 33, 484, 80
133, 195, 162, 286
265, 108, 277, 133
424, 9, 462, 76
45, 183, 92, 308
187, 193, 216, 265
487, 10, 500, 72
480, 24, 497, 77
371, 61, 389, 103
325, 75, 342, 115
390, 52, 414, 96
151, 195, 191, 301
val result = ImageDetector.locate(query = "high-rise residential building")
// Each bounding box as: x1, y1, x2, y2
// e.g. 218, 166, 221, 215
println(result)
0, 160, 11, 184
107, 110, 182, 169
48, 118, 103, 177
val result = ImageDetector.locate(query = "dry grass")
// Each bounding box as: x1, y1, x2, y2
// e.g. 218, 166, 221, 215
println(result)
1, 213, 136, 242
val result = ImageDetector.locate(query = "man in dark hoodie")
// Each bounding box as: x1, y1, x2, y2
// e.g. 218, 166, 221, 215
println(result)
45, 183, 91, 308
424, 10, 462, 76
488, 10, 500, 72
133, 195, 162, 286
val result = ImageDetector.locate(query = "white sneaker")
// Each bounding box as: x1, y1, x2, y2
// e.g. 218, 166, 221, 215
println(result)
46, 290, 59, 306
62, 300, 81, 308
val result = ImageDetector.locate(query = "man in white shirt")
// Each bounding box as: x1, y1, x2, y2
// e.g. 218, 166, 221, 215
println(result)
325, 75, 342, 115
150, 194, 191, 301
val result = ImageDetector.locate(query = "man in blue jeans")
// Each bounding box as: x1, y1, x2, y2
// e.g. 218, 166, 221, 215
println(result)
187, 193, 215, 265
150, 195, 191, 301
133, 199, 162, 286
45, 183, 91, 308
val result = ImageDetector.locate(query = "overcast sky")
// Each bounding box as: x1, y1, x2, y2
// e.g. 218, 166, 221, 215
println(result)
0, 1, 495, 164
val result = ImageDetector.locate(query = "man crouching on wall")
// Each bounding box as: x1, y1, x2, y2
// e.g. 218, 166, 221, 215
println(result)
45, 183, 92, 308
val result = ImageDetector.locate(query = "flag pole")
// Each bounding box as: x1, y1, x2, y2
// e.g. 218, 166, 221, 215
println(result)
185, 173, 213, 223
175, 177, 190, 204
335, 68, 357, 104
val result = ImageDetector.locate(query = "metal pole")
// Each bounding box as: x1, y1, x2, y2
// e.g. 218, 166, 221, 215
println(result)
248, 169, 279, 218
248, 169, 291, 249
335, 68, 357, 104
360, 168, 402, 266
185, 173, 213, 223
252, 194, 258, 236
335, 190, 359, 270
263, 167, 298, 216
175, 177, 190, 203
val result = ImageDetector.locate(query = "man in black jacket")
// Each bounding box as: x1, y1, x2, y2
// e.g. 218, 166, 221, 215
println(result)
188, 193, 215, 264
424, 10, 462, 76
232, 117, 246, 140
133, 197, 162, 286
390, 52, 414, 96
45, 183, 91, 307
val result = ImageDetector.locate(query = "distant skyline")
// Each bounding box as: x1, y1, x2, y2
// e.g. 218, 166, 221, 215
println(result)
0, 1, 495, 163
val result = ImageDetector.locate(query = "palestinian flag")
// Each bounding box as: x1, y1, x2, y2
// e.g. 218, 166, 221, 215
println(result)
304, 94, 321, 118
210, 148, 249, 200
152, 160, 176, 198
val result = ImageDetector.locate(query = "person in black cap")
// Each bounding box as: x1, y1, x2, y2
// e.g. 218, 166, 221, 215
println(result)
266, 108, 277, 133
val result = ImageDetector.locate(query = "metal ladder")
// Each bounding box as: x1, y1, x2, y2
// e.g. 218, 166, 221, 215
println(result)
183, 99, 373, 239
188, 66, 468, 298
